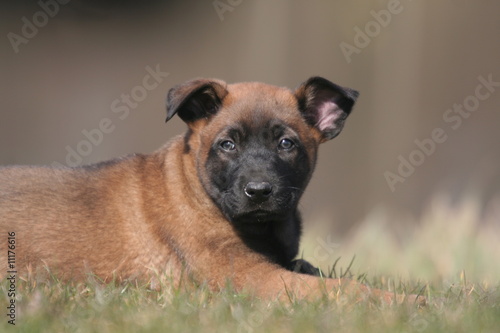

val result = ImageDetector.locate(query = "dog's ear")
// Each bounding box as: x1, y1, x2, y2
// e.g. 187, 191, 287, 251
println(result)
295, 76, 359, 142
166, 78, 228, 123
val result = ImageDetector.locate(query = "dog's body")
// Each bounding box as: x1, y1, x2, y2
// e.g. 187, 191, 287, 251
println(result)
0, 77, 422, 303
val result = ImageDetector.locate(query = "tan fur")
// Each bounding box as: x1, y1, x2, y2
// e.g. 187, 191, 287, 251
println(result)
0, 81, 424, 305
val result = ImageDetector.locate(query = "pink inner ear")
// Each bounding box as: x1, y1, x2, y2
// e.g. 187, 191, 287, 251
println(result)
315, 101, 344, 132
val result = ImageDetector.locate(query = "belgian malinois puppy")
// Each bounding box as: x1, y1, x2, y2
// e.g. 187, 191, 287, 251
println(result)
0, 77, 423, 304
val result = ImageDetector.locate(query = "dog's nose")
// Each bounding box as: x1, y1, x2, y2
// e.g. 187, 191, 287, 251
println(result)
244, 182, 273, 201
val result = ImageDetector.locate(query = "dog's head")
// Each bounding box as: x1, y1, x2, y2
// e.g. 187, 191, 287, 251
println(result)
166, 77, 358, 226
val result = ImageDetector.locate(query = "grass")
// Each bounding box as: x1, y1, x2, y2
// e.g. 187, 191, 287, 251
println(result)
1, 276, 498, 332
1, 195, 499, 332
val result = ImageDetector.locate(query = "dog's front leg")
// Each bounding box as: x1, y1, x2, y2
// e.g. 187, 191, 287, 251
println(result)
160, 218, 422, 305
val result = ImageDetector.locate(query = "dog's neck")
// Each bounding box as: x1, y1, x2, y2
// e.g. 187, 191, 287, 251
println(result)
230, 211, 301, 268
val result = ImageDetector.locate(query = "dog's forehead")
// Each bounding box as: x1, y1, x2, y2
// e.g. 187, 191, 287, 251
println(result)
201, 81, 320, 143
220, 82, 301, 121
227, 81, 293, 99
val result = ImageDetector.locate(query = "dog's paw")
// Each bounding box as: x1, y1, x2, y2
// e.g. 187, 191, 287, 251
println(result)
288, 259, 324, 276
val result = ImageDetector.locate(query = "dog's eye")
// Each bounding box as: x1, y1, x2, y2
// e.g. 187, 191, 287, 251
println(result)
220, 140, 236, 151
279, 138, 295, 150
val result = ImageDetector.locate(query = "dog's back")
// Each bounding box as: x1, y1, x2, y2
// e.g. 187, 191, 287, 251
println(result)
0, 154, 179, 281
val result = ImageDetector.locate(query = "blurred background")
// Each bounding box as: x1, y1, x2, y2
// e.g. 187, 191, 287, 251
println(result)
1, 1, 499, 281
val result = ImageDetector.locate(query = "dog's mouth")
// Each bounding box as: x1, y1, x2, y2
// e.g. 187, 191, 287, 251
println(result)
231, 209, 281, 223
219, 189, 298, 224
